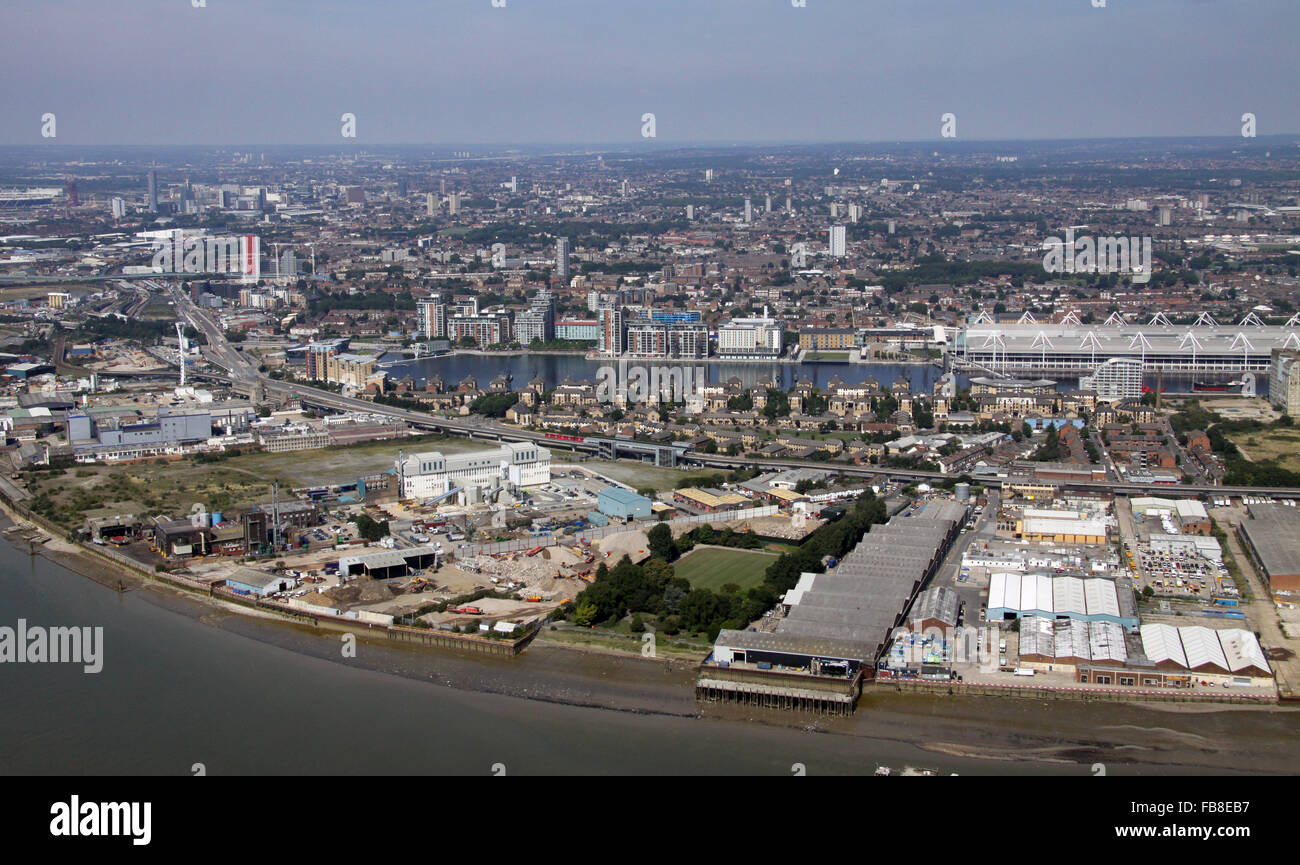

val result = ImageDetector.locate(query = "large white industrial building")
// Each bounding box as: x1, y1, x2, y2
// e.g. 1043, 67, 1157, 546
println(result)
1138, 624, 1272, 687
987, 572, 1139, 629
396, 441, 550, 504
953, 313, 1300, 378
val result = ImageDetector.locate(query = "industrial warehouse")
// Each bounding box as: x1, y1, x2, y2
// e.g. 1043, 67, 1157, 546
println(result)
1014, 617, 1273, 690
396, 441, 551, 505
337, 545, 443, 580
700, 502, 965, 712
1237, 502, 1300, 595
987, 573, 1139, 629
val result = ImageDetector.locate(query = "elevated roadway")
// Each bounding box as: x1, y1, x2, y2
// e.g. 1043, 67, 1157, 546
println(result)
169, 284, 1300, 499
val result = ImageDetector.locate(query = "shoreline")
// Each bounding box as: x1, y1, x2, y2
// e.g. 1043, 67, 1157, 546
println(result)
452, 348, 588, 357
5, 505, 1300, 774
58, 565, 1300, 774
2, 497, 1288, 718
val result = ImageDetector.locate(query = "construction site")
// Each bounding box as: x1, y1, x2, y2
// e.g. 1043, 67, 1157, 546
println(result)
155, 454, 834, 651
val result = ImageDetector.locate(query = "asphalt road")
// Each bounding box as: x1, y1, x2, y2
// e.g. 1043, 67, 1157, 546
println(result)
173, 287, 1300, 500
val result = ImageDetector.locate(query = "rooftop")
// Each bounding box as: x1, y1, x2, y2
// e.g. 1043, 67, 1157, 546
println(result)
1241, 504, 1300, 578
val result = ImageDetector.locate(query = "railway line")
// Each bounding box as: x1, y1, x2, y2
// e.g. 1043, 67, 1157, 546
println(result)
165, 285, 1300, 500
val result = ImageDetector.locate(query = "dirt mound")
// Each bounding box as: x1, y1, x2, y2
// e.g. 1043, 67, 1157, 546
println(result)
544, 545, 584, 567
597, 529, 651, 564
327, 584, 362, 604
329, 579, 394, 605
531, 575, 585, 599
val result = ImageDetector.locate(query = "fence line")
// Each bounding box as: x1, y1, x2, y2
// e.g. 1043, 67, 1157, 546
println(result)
457, 505, 781, 558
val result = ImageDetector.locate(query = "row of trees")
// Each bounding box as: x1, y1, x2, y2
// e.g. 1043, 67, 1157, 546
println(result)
646, 521, 765, 562
564, 490, 888, 640
762, 492, 888, 594
569, 554, 779, 637
1170, 400, 1300, 486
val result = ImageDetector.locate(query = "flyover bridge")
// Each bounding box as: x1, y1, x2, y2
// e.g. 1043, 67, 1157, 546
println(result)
169, 346, 1300, 500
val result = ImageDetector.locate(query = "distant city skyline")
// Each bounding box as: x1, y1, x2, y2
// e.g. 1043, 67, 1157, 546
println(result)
1, 0, 1296, 146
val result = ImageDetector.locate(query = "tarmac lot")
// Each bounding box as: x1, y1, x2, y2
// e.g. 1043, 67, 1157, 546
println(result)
944, 491, 997, 618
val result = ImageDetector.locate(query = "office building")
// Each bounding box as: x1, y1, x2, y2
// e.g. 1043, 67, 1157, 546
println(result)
645, 309, 701, 324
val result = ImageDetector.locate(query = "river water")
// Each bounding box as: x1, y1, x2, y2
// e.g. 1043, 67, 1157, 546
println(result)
379, 354, 1269, 399
380, 355, 952, 393
1, 530, 1296, 775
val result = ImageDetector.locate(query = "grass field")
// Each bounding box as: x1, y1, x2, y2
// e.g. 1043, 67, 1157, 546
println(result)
672, 546, 776, 592
245, 433, 486, 486
1233, 427, 1300, 473
26, 433, 481, 530
31, 434, 705, 530
580, 459, 693, 493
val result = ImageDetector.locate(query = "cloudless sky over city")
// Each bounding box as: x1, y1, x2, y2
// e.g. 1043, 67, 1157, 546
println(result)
2, 0, 1296, 145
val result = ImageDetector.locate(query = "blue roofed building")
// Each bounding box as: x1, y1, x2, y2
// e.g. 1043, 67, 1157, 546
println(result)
597, 487, 652, 522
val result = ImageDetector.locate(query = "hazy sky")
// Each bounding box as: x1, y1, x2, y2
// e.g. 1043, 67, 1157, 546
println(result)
2, 0, 1296, 145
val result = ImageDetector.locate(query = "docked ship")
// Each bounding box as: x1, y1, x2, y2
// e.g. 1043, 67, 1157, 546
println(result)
1192, 379, 1243, 393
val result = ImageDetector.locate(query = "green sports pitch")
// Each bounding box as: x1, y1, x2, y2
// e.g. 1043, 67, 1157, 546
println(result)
672, 547, 777, 592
